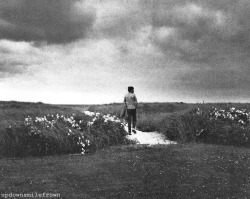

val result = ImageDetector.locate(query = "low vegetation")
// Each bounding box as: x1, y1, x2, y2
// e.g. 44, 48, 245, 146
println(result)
0, 101, 250, 198
89, 102, 250, 148
0, 101, 128, 158
88, 102, 191, 132
0, 144, 249, 198
161, 107, 250, 147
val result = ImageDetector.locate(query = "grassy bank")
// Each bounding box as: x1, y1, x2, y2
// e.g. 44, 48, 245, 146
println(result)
0, 143, 249, 198
88, 103, 250, 147
87, 102, 250, 132
1, 101, 250, 157
0, 101, 249, 198
0, 101, 128, 158
88, 102, 192, 132
0, 101, 83, 129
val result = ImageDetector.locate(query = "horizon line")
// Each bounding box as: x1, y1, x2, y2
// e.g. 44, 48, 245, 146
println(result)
1, 100, 250, 105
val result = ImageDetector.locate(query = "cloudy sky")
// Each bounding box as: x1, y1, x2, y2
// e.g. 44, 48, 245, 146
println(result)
0, 0, 250, 104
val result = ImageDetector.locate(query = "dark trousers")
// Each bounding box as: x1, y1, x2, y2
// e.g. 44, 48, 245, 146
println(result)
127, 109, 137, 133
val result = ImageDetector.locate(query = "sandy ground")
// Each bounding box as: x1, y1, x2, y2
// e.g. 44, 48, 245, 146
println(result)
84, 111, 177, 146
124, 126, 177, 145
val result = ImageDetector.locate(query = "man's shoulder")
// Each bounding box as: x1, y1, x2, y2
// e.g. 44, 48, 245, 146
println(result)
125, 93, 137, 97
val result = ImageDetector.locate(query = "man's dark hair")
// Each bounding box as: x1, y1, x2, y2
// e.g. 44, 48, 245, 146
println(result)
128, 86, 134, 92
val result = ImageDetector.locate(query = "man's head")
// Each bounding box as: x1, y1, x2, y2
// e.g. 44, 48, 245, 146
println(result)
128, 86, 134, 93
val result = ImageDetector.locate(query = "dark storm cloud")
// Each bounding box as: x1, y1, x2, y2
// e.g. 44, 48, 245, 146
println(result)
0, 0, 96, 44
148, 0, 250, 63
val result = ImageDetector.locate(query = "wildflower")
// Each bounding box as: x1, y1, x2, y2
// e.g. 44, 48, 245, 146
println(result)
83, 111, 95, 116
81, 149, 85, 155
80, 143, 85, 147
230, 107, 235, 112
238, 120, 245, 124
87, 121, 94, 126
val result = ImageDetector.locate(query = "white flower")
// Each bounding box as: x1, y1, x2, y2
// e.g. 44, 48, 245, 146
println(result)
230, 107, 235, 112
80, 143, 85, 147
87, 121, 94, 126
83, 111, 95, 116
238, 120, 245, 124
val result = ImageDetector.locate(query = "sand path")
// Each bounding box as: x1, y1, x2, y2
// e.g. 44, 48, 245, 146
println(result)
124, 125, 177, 145
84, 111, 176, 145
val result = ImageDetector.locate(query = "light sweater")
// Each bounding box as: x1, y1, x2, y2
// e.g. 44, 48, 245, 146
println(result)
124, 93, 138, 109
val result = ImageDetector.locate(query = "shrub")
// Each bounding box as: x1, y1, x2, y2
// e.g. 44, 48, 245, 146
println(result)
161, 107, 250, 147
0, 112, 128, 158
160, 113, 199, 143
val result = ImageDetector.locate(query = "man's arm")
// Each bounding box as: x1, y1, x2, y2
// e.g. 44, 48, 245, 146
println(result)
124, 96, 127, 107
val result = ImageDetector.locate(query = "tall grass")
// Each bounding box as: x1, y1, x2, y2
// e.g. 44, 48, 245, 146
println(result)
88, 102, 191, 132
88, 102, 250, 147
0, 101, 128, 158
0, 101, 82, 129
88, 103, 124, 116
160, 108, 250, 147
159, 113, 198, 143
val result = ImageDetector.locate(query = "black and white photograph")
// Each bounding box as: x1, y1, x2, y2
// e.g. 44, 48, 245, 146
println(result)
0, 0, 249, 198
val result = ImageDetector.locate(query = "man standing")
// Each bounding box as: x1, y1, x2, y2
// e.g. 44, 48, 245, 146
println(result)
124, 86, 138, 135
